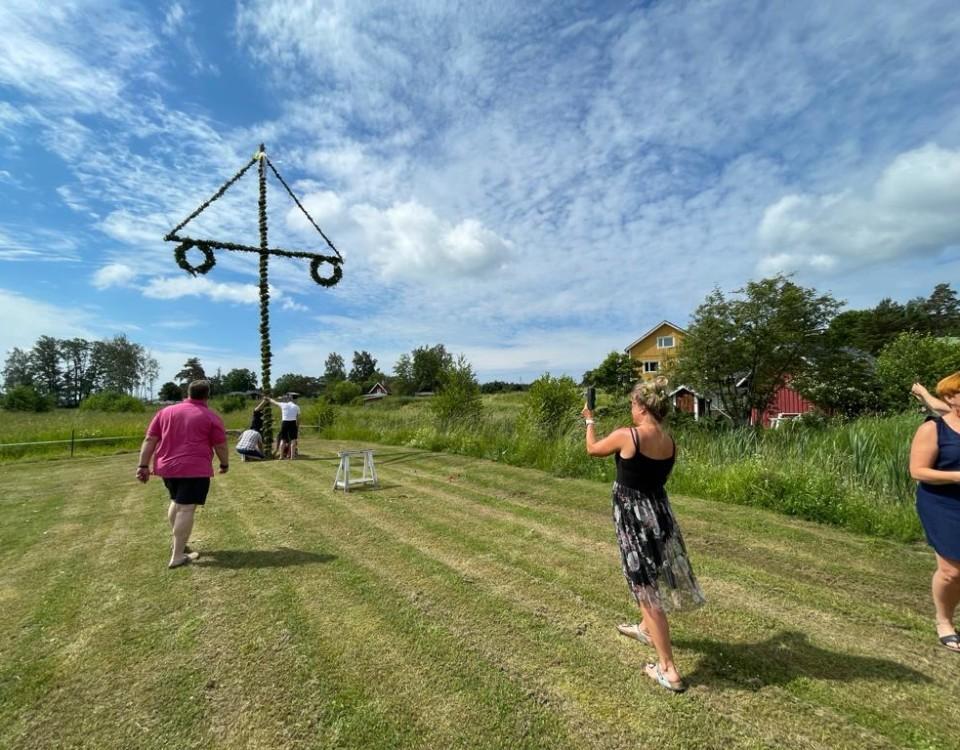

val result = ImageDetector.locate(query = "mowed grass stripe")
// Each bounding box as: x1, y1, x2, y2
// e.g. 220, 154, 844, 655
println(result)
273, 460, 819, 749
239, 466, 582, 750
181, 494, 423, 750
3, 445, 959, 749
319, 456, 935, 749
386, 452, 932, 609
0, 470, 188, 749
383, 456, 935, 648
379, 452, 958, 748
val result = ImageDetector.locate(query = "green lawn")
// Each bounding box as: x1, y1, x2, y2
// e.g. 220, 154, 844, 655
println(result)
1, 436, 957, 749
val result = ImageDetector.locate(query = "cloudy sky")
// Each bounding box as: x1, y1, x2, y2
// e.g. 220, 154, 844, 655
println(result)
1, 0, 959, 388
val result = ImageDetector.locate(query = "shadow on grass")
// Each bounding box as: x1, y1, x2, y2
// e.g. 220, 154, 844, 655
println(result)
675, 630, 932, 690
198, 547, 337, 569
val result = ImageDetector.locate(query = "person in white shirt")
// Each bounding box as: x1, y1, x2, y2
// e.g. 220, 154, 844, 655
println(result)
269, 394, 301, 459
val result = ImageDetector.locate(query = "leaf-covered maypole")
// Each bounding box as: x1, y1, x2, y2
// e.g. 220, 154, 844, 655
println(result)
163, 144, 344, 452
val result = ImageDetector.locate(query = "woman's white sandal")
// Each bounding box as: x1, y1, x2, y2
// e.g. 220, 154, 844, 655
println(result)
616, 623, 652, 646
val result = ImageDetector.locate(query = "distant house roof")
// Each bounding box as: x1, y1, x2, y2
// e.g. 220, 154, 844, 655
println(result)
624, 320, 687, 353
367, 381, 389, 394
669, 385, 706, 398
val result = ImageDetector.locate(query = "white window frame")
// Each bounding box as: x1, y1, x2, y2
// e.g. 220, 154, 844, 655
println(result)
656, 335, 675, 349
642, 360, 659, 373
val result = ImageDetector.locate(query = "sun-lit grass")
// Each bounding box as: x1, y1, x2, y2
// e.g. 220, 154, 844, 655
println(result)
1, 437, 957, 749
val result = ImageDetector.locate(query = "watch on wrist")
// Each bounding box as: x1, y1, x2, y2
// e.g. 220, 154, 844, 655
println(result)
138, 464, 148, 469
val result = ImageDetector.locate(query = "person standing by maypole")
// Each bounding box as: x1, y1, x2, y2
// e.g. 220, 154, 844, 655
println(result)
909, 373, 960, 652
136, 379, 229, 569
583, 378, 705, 692
269, 393, 301, 459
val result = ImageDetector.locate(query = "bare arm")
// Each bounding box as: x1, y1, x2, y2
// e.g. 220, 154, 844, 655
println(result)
214, 441, 230, 473
910, 420, 960, 484
582, 405, 630, 457
912, 383, 949, 416
136, 436, 160, 482
255, 397, 269, 411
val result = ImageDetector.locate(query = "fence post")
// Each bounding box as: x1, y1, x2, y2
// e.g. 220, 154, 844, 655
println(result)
70, 429, 75, 458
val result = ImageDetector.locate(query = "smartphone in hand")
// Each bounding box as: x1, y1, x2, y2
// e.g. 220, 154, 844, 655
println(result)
586, 386, 596, 411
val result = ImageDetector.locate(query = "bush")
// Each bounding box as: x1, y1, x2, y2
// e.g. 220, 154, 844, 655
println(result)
213, 394, 249, 413
79, 391, 146, 413
875, 332, 960, 411
329, 380, 362, 405
519, 373, 582, 438
302, 399, 336, 429
3, 385, 54, 412
431, 356, 483, 430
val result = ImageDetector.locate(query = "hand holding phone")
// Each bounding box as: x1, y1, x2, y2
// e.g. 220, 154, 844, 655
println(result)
586, 386, 596, 411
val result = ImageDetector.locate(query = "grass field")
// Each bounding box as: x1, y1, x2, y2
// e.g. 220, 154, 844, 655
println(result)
2, 435, 958, 749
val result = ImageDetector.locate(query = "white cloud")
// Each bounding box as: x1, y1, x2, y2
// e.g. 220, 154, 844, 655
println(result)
281, 297, 309, 312
0, 288, 97, 351
758, 143, 960, 274
92, 263, 138, 289
142, 276, 265, 304
350, 200, 512, 279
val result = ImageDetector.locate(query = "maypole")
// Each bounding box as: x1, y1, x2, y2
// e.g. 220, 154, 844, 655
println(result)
163, 144, 344, 453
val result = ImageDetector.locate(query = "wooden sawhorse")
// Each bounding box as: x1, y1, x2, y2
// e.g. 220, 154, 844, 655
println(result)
333, 449, 378, 491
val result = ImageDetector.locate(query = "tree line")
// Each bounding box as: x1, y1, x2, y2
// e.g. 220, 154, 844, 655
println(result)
3, 335, 159, 408
584, 278, 960, 424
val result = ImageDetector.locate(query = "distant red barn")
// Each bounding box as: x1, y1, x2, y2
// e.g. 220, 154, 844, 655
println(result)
750, 377, 820, 427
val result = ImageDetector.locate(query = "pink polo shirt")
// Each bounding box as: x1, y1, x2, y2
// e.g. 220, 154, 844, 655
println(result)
146, 399, 227, 478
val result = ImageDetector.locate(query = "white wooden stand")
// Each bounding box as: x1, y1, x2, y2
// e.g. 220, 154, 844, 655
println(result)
333, 449, 378, 491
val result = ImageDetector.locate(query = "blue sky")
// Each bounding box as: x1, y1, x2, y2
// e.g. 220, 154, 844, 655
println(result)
1, 0, 959, 389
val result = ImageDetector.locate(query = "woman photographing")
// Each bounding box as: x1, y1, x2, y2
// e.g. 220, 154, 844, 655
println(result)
583, 378, 705, 692
909, 373, 960, 653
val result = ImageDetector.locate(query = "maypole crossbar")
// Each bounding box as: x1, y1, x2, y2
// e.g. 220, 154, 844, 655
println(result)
163, 144, 344, 453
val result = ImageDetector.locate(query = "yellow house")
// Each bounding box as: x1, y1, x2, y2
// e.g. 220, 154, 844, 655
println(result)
624, 320, 686, 380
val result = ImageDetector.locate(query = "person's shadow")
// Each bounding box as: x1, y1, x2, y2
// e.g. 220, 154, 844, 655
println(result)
675, 630, 931, 690
197, 547, 336, 569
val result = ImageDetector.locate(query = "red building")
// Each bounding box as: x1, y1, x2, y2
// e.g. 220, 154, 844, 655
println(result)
750, 377, 819, 427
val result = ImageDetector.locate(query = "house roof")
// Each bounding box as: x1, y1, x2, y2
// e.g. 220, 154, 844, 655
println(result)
669, 385, 705, 398
624, 320, 687, 353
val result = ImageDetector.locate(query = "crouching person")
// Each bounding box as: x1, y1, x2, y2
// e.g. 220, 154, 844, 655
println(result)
236, 427, 265, 461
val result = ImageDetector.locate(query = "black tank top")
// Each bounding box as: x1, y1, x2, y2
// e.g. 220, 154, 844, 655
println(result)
615, 428, 675, 491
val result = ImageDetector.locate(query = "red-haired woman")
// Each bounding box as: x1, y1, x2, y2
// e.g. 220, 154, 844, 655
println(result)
909, 373, 960, 652
583, 378, 705, 692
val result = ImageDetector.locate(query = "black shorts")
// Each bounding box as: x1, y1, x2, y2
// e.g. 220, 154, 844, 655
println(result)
279, 420, 299, 441
163, 477, 211, 505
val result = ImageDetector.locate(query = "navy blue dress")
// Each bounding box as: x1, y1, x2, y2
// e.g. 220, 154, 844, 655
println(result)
916, 418, 960, 560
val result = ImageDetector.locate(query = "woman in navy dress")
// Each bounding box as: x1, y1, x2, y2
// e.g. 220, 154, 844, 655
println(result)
909, 373, 960, 653
583, 378, 705, 692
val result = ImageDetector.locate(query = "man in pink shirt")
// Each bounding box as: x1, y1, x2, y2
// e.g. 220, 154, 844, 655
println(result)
136, 380, 229, 569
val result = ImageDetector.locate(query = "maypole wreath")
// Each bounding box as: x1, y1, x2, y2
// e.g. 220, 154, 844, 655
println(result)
163, 144, 344, 453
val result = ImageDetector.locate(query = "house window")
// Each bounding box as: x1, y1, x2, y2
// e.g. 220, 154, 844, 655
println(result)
643, 361, 659, 373
656, 335, 675, 349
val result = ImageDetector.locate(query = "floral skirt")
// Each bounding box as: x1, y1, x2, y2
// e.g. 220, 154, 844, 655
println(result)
612, 481, 705, 613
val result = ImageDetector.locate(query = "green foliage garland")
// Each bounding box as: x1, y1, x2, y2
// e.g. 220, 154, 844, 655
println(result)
162, 144, 346, 454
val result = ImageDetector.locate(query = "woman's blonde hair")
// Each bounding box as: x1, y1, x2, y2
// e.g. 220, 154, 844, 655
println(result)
936, 372, 960, 398
630, 376, 671, 422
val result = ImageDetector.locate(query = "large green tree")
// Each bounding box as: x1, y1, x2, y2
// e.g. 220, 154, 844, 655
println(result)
175, 357, 206, 385
674, 275, 840, 425
222, 367, 258, 393
273, 373, 323, 397
348, 351, 378, 384
582, 351, 639, 394
3, 347, 33, 390
323, 352, 346, 383
874, 333, 960, 411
